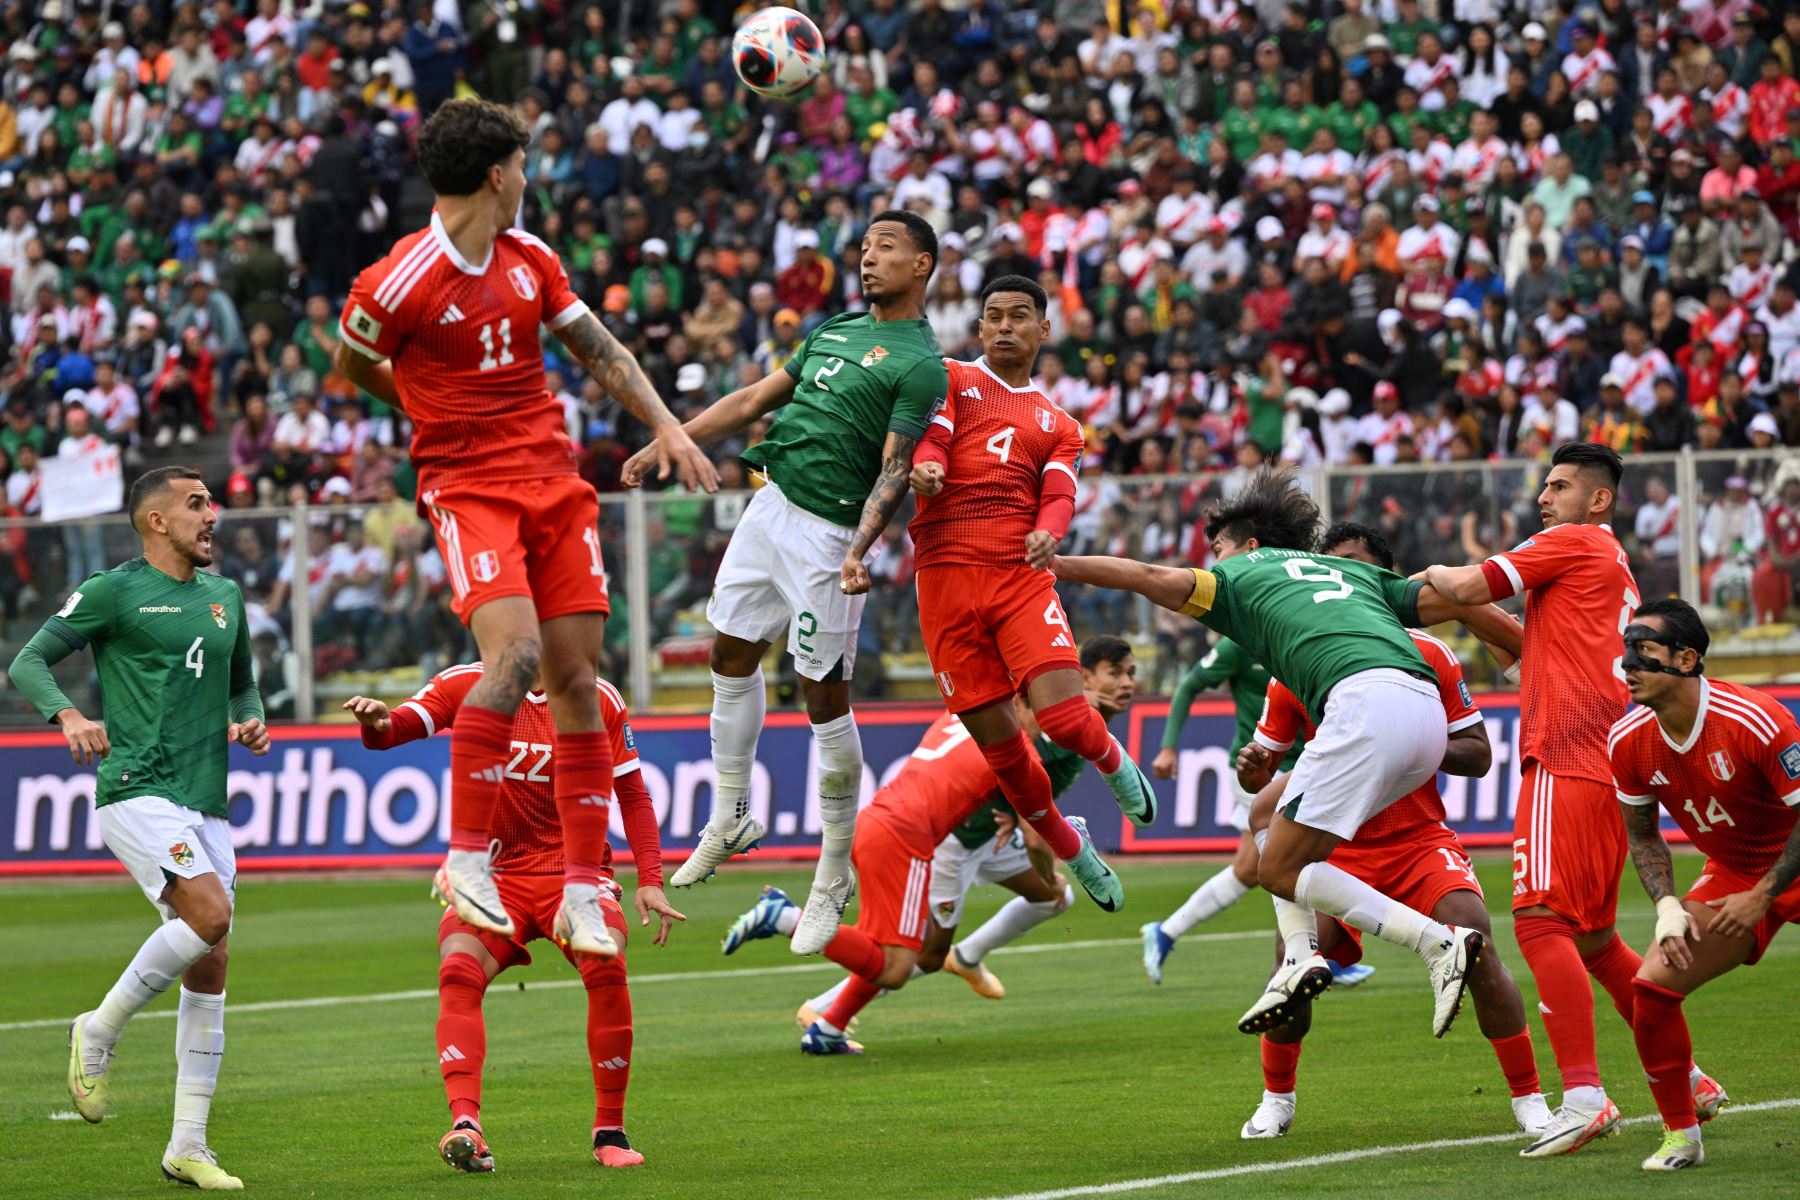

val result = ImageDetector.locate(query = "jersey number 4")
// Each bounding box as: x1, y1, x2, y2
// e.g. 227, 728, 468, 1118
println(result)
185, 636, 205, 678
477, 319, 515, 372
987, 427, 1015, 464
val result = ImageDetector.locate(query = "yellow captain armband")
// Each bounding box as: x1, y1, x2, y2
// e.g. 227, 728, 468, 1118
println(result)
1180, 568, 1217, 618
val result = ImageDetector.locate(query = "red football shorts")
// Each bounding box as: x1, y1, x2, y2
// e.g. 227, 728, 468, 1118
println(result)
1687, 862, 1800, 966
848, 809, 934, 953
421, 475, 610, 624
438, 870, 628, 970
1324, 824, 1484, 967
916, 563, 1080, 714
1510, 763, 1627, 934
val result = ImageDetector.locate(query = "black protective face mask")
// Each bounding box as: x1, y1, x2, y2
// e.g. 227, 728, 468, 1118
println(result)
1622, 623, 1704, 677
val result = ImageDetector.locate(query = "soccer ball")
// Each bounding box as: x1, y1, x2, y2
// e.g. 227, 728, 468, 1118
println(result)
732, 7, 825, 100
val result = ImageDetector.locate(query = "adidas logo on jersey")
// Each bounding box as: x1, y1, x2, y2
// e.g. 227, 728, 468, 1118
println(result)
468, 765, 506, 784
960, 386, 981, 399
1650, 771, 1670, 786
438, 304, 466, 325
1050, 633, 1072, 648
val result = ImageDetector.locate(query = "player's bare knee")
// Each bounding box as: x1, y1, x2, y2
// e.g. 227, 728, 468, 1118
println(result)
915, 948, 948, 975
709, 636, 763, 676
874, 960, 915, 990
801, 683, 850, 725
1256, 859, 1300, 900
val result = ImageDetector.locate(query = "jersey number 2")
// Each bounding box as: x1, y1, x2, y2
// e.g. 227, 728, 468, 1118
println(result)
477, 319, 515, 372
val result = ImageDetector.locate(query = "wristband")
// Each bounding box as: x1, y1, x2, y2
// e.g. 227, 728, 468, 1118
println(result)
1503, 661, 1521, 685
1654, 895, 1689, 943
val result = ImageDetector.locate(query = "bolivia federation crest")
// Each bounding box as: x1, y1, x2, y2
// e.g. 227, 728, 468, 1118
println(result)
508, 264, 538, 301
861, 345, 888, 368
1709, 750, 1735, 782
169, 841, 195, 869
210, 603, 228, 628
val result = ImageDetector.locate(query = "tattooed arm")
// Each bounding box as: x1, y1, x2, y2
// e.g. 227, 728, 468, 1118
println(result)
1706, 819, 1800, 943
840, 430, 918, 595
1621, 799, 1677, 903
556, 312, 719, 493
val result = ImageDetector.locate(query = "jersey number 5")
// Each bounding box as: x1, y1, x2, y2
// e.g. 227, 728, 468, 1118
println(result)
477, 318, 515, 372
1283, 557, 1353, 603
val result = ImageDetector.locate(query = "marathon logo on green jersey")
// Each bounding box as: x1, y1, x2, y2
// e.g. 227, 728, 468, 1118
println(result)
137, 606, 183, 613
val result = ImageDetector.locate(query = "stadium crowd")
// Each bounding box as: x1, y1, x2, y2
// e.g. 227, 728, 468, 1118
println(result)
2, 0, 1800, 700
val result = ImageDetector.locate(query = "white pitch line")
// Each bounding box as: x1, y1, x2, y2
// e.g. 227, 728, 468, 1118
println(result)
976, 1098, 1800, 1200
0, 930, 1268, 1033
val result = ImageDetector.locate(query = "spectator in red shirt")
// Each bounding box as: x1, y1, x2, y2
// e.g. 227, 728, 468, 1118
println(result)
775, 230, 835, 317
1748, 55, 1800, 146
295, 28, 338, 92
1756, 139, 1800, 238
1686, 339, 1721, 409
1244, 260, 1292, 334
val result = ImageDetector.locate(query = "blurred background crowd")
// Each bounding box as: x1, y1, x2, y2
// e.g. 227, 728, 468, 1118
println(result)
1, 0, 1798, 721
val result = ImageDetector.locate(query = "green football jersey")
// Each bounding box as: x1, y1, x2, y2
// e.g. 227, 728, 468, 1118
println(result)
744, 311, 948, 527
17, 559, 261, 817
1178, 549, 1426, 721
951, 731, 1087, 850
1161, 636, 1299, 766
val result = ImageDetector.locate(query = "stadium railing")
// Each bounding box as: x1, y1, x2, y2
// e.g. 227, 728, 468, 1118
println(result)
0, 447, 1794, 724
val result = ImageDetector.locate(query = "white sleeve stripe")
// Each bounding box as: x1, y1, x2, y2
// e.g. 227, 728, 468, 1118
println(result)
1253, 730, 1294, 753
1616, 791, 1655, 805
338, 322, 386, 360
930, 413, 954, 431
1447, 712, 1485, 732
399, 700, 436, 737
1490, 554, 1524, 597
613, 758, 641, 777
547, 299, 589, 330
1043, 460, 1078, 483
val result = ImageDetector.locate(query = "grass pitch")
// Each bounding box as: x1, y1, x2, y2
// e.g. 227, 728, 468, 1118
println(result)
3, 854, 1796, 1199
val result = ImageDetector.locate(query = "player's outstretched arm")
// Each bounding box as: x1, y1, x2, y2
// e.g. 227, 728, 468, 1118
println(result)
1415, 563, 1494, 606
8, 624, 110, 764
559, 312, 720, 493
1052, 555, 1200, 612
840, 429, 920, 595
1411, 584, 1523, 663
333, 342, 403, 410
620, 369, 796, 487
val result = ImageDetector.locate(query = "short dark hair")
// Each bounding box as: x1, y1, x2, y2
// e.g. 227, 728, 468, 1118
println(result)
1635, 596, 1710, 659
1080, 634, 1133, 671
980, 273, 1047, 314
1203, 468, 1320, 551
1551, 440, 1624, 490
417, 99, 530, 197
1320, 520, 1396, 570
866, 209, 938, 277
128, 466, 205, 534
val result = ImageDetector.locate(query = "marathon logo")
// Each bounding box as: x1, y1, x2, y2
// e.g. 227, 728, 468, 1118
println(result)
138, 605, 183, 613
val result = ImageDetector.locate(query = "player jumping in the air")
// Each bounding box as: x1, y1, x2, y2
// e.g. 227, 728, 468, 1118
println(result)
620, 211, 949, 956
906, 274, 1153, 912
1233, 524, 1549, 1141
797, 636, 1135, 1033
10, 467, 269, 1191
1414, 444, 1725, 1155
1609, 600, 1800, 1171
334, 98, 714, 955
1142, 636, 1383, 988
1053, 469, 1524, 1038
345, 668, 682, 1171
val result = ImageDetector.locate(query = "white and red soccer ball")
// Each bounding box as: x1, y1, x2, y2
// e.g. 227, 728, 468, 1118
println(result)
732, 6, 825, 100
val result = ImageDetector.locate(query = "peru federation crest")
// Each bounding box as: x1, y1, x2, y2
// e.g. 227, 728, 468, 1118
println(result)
508, 264, 538, 301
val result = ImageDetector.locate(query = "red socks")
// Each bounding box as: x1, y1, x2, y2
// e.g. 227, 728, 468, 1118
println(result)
1633, 978, 1696, 1128
1488, 1030, 1542, 1097
1580, 933, 1643, 1029
824, 976, 883, 1031
1260, 1036, 1302, 1094
1514, 913, 1601, 1090
555, 730, 615, 887
976, 731, 1081, 860
449, 705, 516, 852
437, 953, 490, 1126
579, 955, 632, 1130
821, 923, 886, 980
1035, 695, 1123, 774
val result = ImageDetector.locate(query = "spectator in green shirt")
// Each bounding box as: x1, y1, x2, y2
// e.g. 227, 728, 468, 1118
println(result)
1429, 78, 1477, 147
1562, 99, 1615, 182
843, 64, 898, 141
1269, 79, 1324, 151
1386, 85, 1428, 148
1567, 238, 1616, 310
630, 239, 684, 313
1221, 79, 1268, 163
1325, 77, 1381, 153
1387, 0, 1433, 58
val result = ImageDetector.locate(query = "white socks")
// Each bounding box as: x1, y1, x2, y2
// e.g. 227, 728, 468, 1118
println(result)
811, 712, 863, 887
1565, 1084, 1608, 1110
708, 669, 766, 833
955, 887, 1073, 963
86, 918, 215, 1054
171, 988, 225, 1155
1163, 870, 1252, 939
775, 906, 801, 937
1294, 862, 1454, 959
1272, 895, 1319, 966
806, 978, 848, 1013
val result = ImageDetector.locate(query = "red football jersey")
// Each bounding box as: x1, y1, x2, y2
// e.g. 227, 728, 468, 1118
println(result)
868, 713, 1005, 853
909, 357, 1084, 569
400, 664, 640, 876
1256, 630, 1483, 842
1609, 678, 1800, 876
1480, 521, 1637, 784
338, 214, 588, 493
